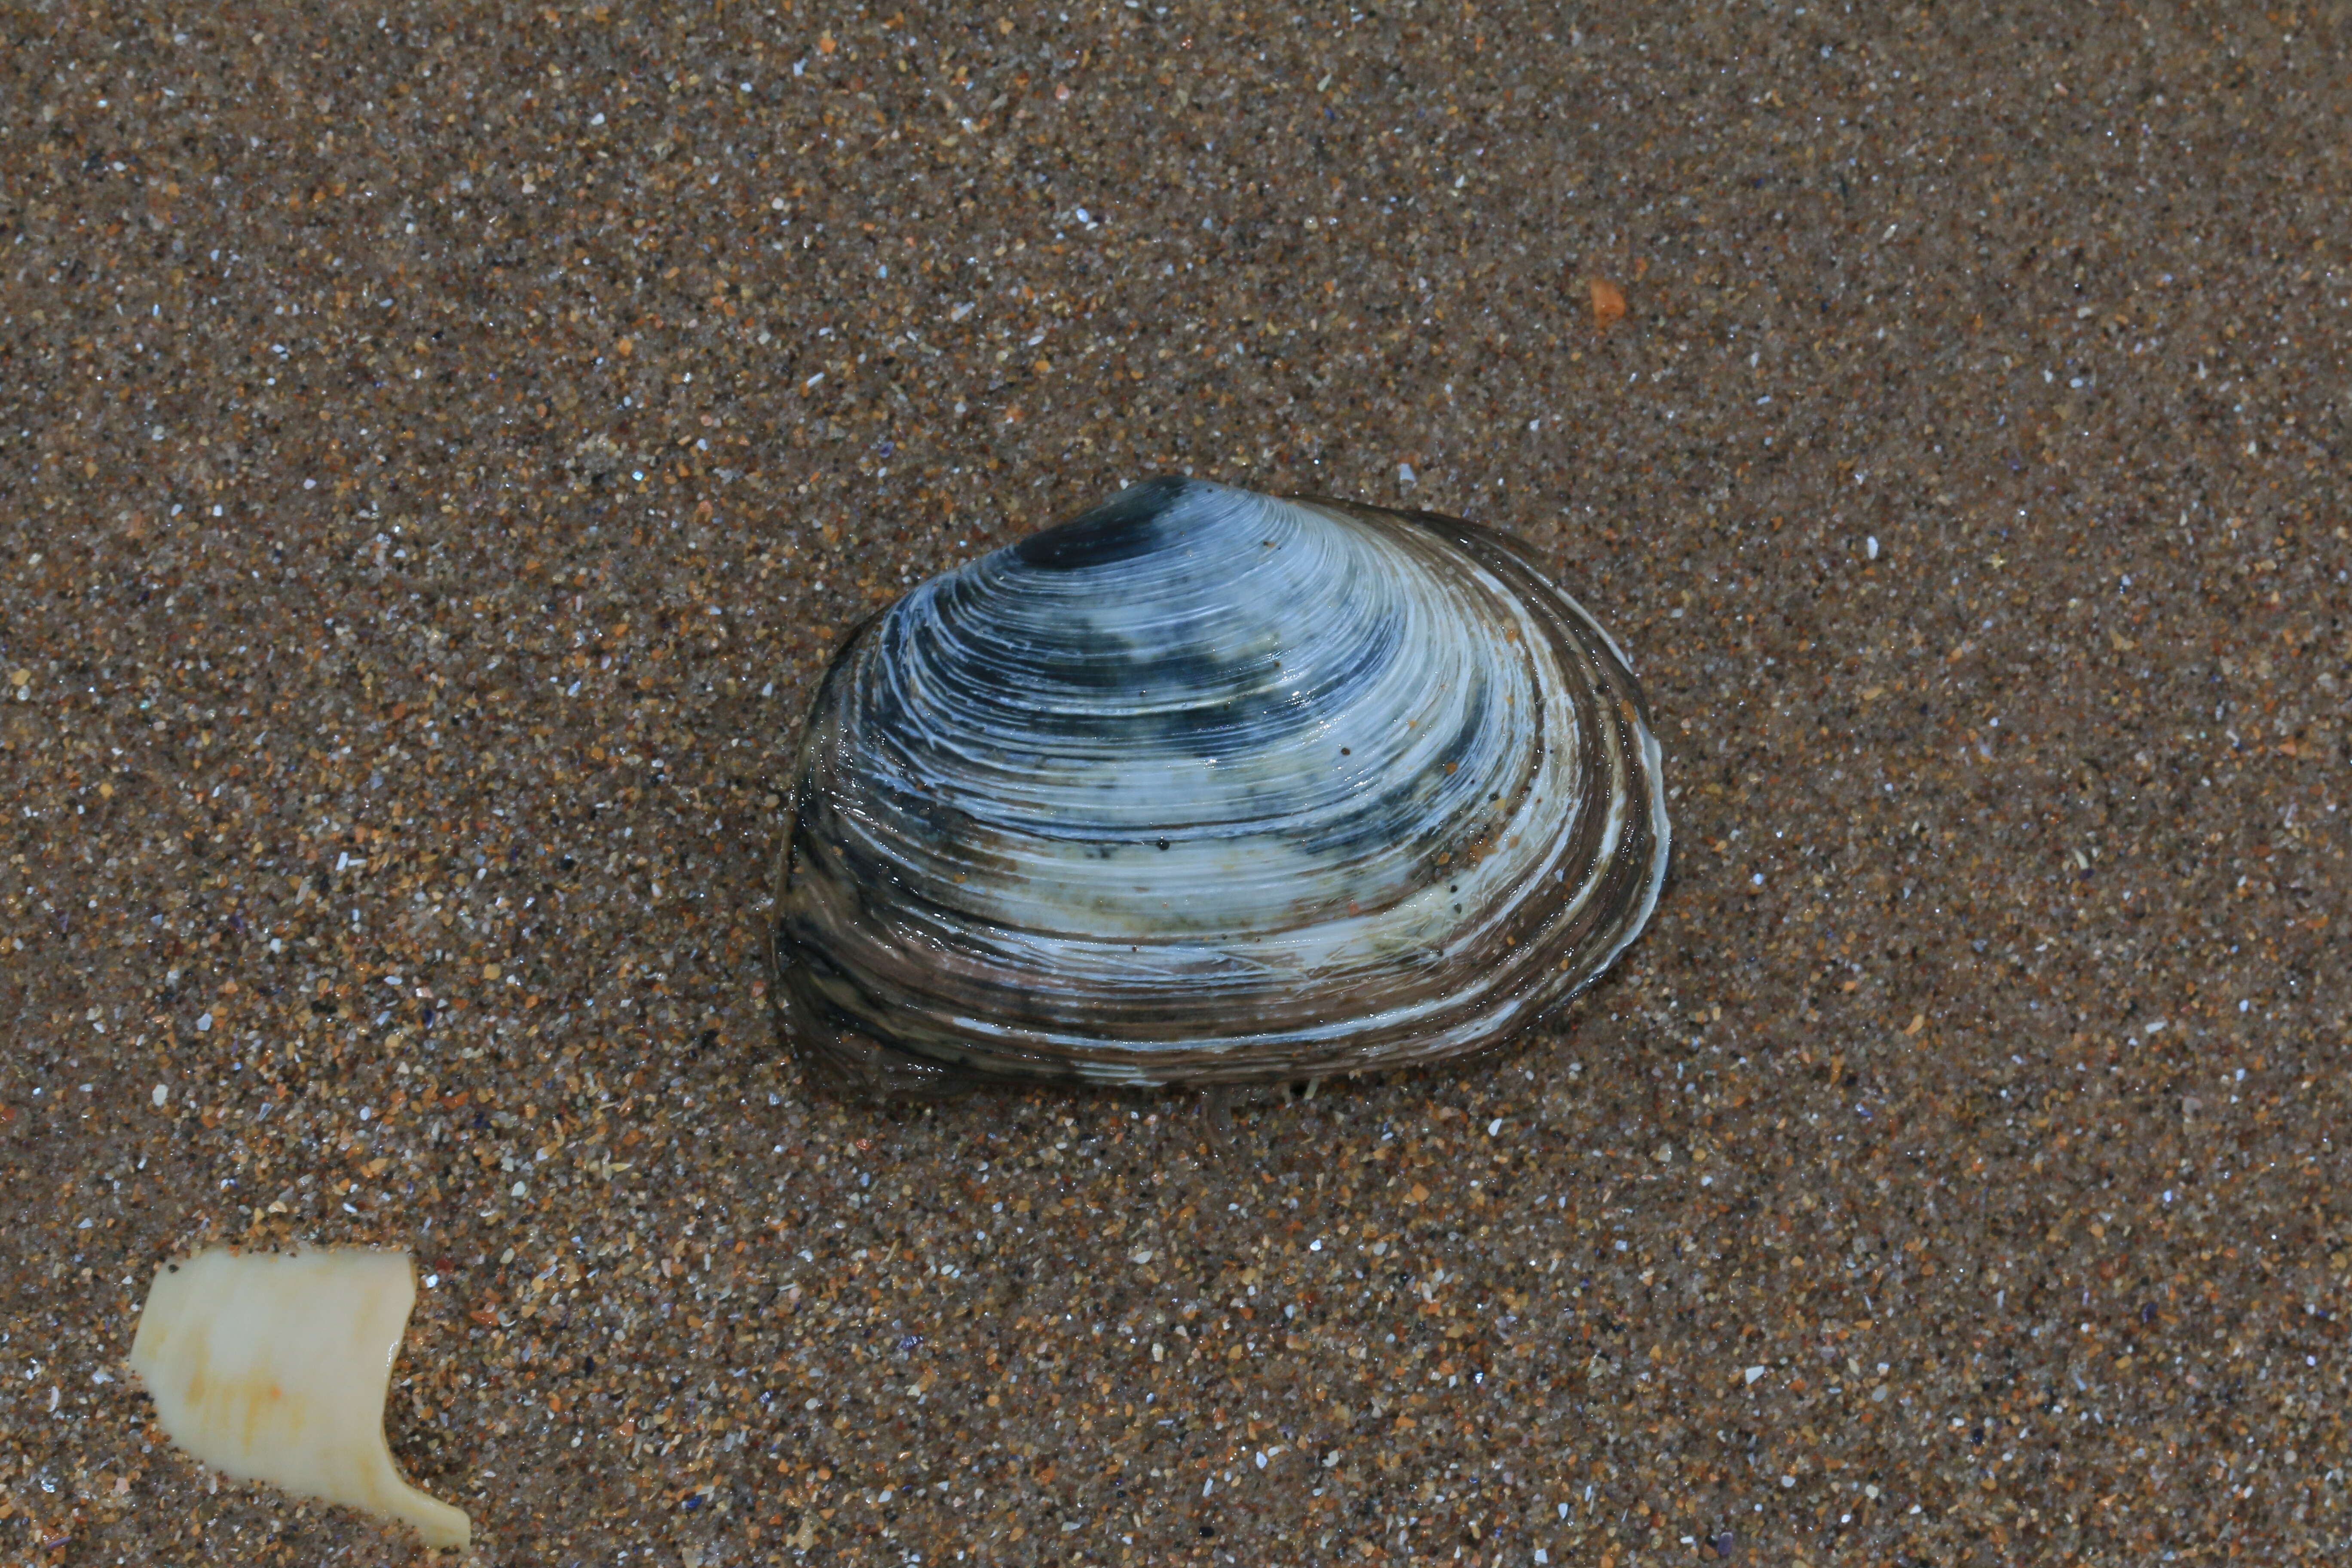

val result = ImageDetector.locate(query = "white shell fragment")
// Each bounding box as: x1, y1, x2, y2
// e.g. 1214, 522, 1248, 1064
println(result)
127, 1247, 470, 1549
773, 476, 1669, 1091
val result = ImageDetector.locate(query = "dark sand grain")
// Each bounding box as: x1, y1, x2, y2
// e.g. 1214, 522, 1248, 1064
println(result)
3, 4, 2347, 1565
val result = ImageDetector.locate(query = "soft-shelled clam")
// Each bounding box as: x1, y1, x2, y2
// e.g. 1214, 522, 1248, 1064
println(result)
770, 477, 1668, 1092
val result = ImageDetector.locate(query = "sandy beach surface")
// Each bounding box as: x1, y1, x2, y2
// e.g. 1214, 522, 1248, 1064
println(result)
3, 3, 2346, 1563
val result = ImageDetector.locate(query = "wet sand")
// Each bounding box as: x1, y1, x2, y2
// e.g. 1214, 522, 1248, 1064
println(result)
3, 3, 2346, 1564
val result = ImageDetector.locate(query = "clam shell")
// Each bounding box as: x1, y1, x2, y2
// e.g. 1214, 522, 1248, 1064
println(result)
772, 477, 1667, 1091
